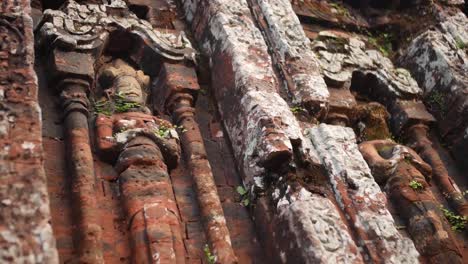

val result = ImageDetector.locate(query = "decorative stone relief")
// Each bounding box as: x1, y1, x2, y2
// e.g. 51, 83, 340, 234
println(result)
360, 140, 463, 263
312, 31, 421, 101
399, 10, 468, 164
308, 124, 420, 264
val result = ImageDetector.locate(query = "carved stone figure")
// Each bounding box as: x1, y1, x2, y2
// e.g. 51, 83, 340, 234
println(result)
94, 58, 184, 263
359, 140, 463, 263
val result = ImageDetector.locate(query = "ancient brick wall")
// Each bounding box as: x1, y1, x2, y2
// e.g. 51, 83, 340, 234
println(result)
2, 0, 468, 263
0, 0, 58, 262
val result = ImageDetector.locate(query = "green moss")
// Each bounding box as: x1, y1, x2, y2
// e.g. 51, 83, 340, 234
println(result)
154, 126, 170, 138
290, 105, 306, 114
427, 90, 447, 116
367, 32, 393, 57
114, 92, 141, 113
455, 36, 467, 50
92, 92, 142, 115
93, 99, 113, 116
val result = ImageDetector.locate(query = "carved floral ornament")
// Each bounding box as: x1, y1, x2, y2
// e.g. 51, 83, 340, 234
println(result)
36, 0, 196, 62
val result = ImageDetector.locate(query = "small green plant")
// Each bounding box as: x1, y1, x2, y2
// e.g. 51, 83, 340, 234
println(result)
154, 126, 170, 138
409, 180, 424, 191
93, 99, 113, 116
114, 92, 141, 113
426, 90, 447, 116
441, 207, 467, 232
92, 92, 141, 115
203, 244, 215, 264
455, 36, 467, 50
290, 106, 306, 114
367, 32, 393, 57
236, 186, 250, 207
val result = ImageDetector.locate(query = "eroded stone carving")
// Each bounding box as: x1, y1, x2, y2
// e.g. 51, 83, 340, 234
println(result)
0, 3, 59, 263
94, 59, 184, 263
399, 10, 468, 164
153, 62, 238, 263
359, 140, 463, 263
308, 124, 420, 263
36, 1, 239, 262
312, 31, 421, 101
275, 185, 364, 263
37, 0, 195, 61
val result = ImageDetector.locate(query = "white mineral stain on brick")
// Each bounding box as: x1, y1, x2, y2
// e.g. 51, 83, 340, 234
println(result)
308, 124, 420, 263
21, 141, 35, 151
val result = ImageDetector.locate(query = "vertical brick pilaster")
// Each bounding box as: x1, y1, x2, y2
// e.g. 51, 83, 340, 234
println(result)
0, 1, 58, 262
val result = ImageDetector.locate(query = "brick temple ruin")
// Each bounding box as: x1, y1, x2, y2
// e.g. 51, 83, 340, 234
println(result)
0, 0, 467, 263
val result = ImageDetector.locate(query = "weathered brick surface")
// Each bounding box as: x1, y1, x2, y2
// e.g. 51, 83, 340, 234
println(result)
399, 10, 468, 165
153, 60, 238, 262
360, 140, 463, 263
195, 94, 265, 263
274, 186, 363, 263
312, 32, 421, 101
249, 0, 329, 116
6, 0, 468, 263
0, 1, 58, 262
308, 124, 420, 263
180, 0, 316, 191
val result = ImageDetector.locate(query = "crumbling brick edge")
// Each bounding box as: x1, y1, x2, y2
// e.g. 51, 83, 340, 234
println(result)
0, 1, 58, 263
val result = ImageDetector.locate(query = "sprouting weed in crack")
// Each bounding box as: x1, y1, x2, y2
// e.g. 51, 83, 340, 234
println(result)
154, 126, 170, 138
409, 180, 424, 191
441, 207, 467, 232
290, 105, 306, 114
203, 244, 215, 264
114, 92, 141, 113
93, 98, 113, 116
236, 186, 250, 207
426, 90, 447, 116
455, 36, 467, 50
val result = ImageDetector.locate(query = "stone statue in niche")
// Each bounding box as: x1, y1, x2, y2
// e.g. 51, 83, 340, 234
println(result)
359, 140, 463, 263
94, 58, 180, 166
94, 58, 185, 263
